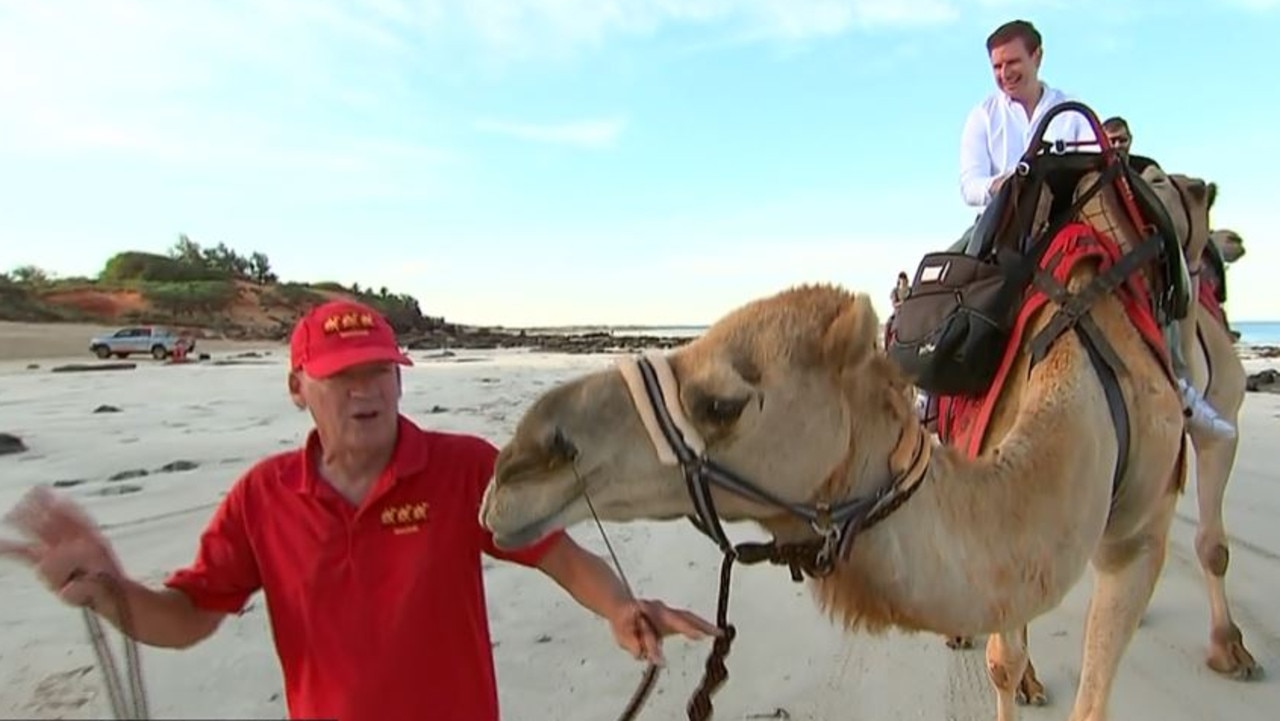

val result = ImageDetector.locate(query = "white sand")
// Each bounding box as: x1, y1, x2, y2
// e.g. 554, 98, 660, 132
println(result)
1, 346, 1278, 720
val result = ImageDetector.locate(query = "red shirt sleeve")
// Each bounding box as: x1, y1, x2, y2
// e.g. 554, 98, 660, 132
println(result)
163, 474, 262, 613
468, 436, 566, 567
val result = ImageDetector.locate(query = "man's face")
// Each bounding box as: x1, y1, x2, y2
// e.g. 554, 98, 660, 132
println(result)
1105, 127, 1132, 155
290, 361, 402, 452
990, 38, 1041, 100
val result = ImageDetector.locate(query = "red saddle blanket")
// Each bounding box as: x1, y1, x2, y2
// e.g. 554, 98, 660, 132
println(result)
935, 222, 1170, 459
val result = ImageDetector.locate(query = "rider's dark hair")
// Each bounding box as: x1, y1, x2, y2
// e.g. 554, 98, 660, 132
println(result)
986, 20, 1042, 55
1102, 116, 1130, 132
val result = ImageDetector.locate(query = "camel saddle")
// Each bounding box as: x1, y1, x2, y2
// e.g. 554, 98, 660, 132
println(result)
886, 100, 1191, 398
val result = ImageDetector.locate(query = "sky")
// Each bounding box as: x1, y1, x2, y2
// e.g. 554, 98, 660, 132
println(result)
1, 0, 1277, 327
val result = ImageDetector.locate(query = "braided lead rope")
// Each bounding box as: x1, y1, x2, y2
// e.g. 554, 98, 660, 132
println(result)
81, 572, 149, 720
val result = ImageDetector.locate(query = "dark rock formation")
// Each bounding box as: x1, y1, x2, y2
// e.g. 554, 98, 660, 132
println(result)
0, 433, 26, 456
402, 328, 694, 355
1246, 368, 1279, 393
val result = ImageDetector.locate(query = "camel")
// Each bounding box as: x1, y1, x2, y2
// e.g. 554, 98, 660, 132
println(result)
1155, 172, 1256, 678
939, 169, 1260, 698
1211, 228, 1245, 264
480, 175, 1194, 721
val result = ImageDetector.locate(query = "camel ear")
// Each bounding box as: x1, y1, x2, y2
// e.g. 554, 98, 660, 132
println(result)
1207, 182, 1218, 210
823, 293, 878, 370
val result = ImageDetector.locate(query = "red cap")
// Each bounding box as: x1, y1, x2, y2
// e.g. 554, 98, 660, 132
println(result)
289, 300, 413, 378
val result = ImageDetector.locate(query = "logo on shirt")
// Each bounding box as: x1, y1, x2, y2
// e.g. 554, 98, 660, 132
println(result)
381, 501, 430, 535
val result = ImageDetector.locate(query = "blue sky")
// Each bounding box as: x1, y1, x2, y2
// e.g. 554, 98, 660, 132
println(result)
1, 0, 1277, 327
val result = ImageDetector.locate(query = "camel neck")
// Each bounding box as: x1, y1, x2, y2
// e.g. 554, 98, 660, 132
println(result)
812, 355, 1111, 638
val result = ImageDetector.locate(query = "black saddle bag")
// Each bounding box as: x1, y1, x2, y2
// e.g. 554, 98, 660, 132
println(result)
886, 251, 1029, 398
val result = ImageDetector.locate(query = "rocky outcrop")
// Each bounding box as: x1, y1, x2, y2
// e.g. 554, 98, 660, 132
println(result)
1246, 368, 1279, 393
402, 328, 694, 354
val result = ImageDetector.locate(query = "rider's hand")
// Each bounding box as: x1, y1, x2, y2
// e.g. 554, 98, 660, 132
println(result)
0, 486, 124, 609
989, 171, 1012, 195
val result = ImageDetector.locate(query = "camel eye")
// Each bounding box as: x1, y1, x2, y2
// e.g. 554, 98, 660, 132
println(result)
548, 427, 578, 462
698, 395, 749, 426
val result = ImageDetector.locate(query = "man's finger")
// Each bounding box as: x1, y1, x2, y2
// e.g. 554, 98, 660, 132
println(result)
675, 610, 721, 637
636, 613, 663, 666
0, 538, 40, 564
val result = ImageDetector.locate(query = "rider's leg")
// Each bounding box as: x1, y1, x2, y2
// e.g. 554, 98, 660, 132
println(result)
1166, 320, 1235, 439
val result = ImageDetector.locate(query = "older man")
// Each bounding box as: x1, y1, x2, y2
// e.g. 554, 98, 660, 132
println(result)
0, 299, 718, 721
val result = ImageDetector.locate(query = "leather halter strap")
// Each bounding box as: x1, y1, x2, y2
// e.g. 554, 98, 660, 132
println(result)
616, 350, 932, 568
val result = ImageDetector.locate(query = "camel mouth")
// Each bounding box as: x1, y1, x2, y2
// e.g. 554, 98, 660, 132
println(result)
489, 489, 585, 551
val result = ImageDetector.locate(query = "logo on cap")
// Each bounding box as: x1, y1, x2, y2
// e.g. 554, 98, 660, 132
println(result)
322, 311, 377, 336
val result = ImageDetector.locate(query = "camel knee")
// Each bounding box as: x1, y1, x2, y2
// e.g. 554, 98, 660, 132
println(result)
1195, 533, 1230, 577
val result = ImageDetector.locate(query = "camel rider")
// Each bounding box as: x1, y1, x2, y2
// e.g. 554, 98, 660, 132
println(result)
917, 19, 1089, 421
952, 20, 1093, 256
1101, 116, 1235, 439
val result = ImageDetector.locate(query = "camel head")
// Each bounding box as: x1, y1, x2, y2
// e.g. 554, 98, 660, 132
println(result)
1141, 166, 1213, 262
1211, 229, 1246, 264
480, 285, 915, 551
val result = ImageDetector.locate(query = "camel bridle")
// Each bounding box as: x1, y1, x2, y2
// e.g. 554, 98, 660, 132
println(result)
593, 349, 932, 720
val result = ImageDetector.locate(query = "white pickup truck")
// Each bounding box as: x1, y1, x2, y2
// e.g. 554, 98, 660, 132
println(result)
89, 325, 194, 360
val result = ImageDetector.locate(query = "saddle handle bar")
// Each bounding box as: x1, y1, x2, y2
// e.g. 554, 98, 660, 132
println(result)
1020, 100, 1120, 164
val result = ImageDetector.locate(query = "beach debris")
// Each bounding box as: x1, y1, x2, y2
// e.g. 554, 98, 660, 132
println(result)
535, 634, 553, 644
157, 460, 199, 473
108, 468, 149, 482
1254, 346, 1280, 359
211, 358, 276, 366
746, 709, 791, 719
93, 404, 122, 414
428, 405, 448, 414
26, 363, 38, 370
1246, 369, 1279, 393
53, 479, 87, 488
51, 362, 136, 373
0, 432, 26, 456
96, 483, 143, 496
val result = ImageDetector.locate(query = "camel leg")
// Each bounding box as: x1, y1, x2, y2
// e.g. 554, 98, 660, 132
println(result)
1067, 513, 1172, 721
948, 629, 1046, 705
986, 628, 1029, 721
1016, 634, 1047, 706
1192, 434, 1261, 678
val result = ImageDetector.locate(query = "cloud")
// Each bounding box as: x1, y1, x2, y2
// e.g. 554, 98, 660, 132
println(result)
474, 117, 627, 149
440, 0, 962, 58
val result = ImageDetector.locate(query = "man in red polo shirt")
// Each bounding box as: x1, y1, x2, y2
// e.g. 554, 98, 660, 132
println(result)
1, 300, 718, 721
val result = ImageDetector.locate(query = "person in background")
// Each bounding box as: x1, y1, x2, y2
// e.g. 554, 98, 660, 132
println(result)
0, 299, 720, 721
1100, 116, 1236, 438
890, 271, 911, 310
952, 19, 1093, 255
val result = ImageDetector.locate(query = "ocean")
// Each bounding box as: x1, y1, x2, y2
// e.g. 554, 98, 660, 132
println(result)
1232, 321, 1280, 346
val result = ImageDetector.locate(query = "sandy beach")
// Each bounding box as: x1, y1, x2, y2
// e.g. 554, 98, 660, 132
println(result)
1, 327, 1278, 720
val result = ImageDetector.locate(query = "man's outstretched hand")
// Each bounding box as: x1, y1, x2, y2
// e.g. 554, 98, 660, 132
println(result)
607, 598, 721, 667
0, 485, 123, 609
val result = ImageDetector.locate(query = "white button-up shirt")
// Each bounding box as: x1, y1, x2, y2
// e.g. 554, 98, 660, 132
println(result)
958, 82, 1094, 211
